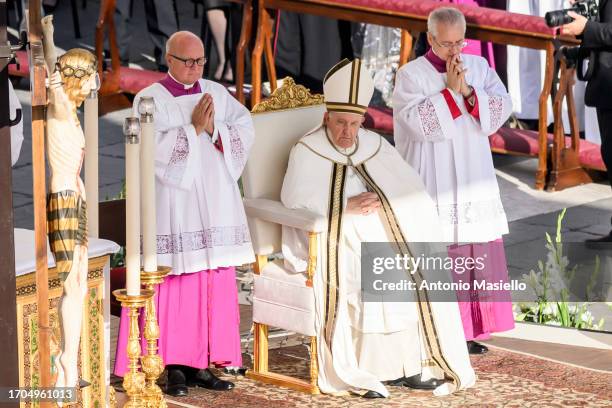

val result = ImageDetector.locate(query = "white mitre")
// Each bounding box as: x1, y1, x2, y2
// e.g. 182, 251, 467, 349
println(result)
323, 58, 375, 115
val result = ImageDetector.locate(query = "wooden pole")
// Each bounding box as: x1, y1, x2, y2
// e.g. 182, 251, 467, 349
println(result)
0, 1, 20, 402
536, 42, 555, 190
28, 0, 52, 402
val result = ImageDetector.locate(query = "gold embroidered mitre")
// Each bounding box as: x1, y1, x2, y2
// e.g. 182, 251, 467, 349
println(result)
323, 58, 374, 115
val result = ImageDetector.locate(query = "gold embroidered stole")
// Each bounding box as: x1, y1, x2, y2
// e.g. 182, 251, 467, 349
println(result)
352, 163, 462, 390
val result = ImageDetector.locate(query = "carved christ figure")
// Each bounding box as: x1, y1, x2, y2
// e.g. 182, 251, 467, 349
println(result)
43, 15, 99, 394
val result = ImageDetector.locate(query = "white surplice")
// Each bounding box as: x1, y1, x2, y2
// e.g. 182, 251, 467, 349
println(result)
281, 125, 476, 397
133, 79, 255, 275
393, 54, 511, 243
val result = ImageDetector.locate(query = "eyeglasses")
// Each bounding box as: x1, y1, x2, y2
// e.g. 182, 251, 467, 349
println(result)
170, 54, 207, 67
431, 35, 468, 50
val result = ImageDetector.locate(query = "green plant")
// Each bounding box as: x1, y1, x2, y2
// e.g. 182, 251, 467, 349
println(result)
104, 179, 126, 201
515, 208, 605, 330
110, 246, 125, 268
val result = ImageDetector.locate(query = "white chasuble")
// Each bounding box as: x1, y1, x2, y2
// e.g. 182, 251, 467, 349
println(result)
281, 126, 476, 397
133, 79, 255, 275
393, 54, 511, 243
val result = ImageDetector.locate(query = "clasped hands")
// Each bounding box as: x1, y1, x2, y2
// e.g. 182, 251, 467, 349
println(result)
346, 192, 381, 216
446, 54, 472, 98
192, 93, 215, 136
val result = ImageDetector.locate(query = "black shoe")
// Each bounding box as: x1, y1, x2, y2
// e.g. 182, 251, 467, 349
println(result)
362, 390, 385, 398
467, 340, 489, 354
386, 377, 407, 387
166, 366, 189, 397
223, 367, 247, 376
79, 379, 91, 389
401, 374, 445, 390
186, 368, 235, 391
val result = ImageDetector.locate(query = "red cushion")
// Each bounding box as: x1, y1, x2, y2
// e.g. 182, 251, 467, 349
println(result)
8, 56, 167, 95
118, 67, 167, 95
364, 106, 394, 134
9, 50, 29, 78
488, 127, 549, 155
362, 110, 605, 171
577, 140, 605, 170
489, 127, 605, 170
329, 0, 555, 36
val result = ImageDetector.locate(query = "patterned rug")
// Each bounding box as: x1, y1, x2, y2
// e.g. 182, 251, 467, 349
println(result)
157, 345, 612, 408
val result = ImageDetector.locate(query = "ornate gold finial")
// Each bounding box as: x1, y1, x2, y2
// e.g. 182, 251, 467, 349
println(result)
251, 77, 324, 113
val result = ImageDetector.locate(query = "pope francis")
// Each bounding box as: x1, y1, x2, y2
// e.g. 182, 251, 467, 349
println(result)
280, 59, 476, 398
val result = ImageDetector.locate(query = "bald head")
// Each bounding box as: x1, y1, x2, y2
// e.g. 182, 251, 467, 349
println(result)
166, 31, 203, 56
165, 31, 206, 85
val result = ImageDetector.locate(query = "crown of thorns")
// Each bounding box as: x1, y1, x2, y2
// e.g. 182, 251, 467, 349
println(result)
56, 61, 97, 79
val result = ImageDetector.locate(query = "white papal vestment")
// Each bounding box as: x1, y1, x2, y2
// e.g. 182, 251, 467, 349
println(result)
281, 125, 476, 397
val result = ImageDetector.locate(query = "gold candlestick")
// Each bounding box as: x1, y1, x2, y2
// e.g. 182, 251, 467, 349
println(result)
140, 266, 172, 408
109, 386, 117, 408
113, 288, 155, 408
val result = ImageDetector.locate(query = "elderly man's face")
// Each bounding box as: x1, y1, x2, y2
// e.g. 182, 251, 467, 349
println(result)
166, 34, 205, 85
427, 22, 466, 61
325, 111, 364, 149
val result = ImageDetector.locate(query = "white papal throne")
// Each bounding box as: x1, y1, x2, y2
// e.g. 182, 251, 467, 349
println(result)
242, 78, 326, 394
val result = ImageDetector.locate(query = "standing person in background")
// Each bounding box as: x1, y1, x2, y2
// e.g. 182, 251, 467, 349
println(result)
275, 12, 353, 92
562, 0, 612, 243
201, 0, 234, 82
506, 0, 600, 139
115, 0, 179, 71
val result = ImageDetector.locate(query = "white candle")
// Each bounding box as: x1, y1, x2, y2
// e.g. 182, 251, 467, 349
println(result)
124, 117, 141, 296
138, 97, 157, 272
84, 90, 99, 238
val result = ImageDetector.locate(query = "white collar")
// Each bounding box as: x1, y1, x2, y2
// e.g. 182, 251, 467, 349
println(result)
299, 125, 381, 166
168, 72, 196, 89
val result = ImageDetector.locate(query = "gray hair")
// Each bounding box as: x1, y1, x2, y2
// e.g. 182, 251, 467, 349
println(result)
427, 7, 466, 37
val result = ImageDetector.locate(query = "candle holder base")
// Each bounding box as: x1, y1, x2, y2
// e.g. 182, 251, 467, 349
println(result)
140, 266, 172, 408
108, 386, 117, 408
140, 265, 172, 286
113, 288, 155, 408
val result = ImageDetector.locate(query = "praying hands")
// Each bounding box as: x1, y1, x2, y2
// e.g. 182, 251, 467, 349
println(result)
446, 54, 472, 97
192, 93, 215, 136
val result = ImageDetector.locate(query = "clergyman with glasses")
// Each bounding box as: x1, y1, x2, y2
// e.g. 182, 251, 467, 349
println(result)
113, 31, 255, 397
392, 8, 515, 355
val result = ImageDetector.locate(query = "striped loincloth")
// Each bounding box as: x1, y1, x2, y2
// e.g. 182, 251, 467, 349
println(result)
47, 190, 88, 281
